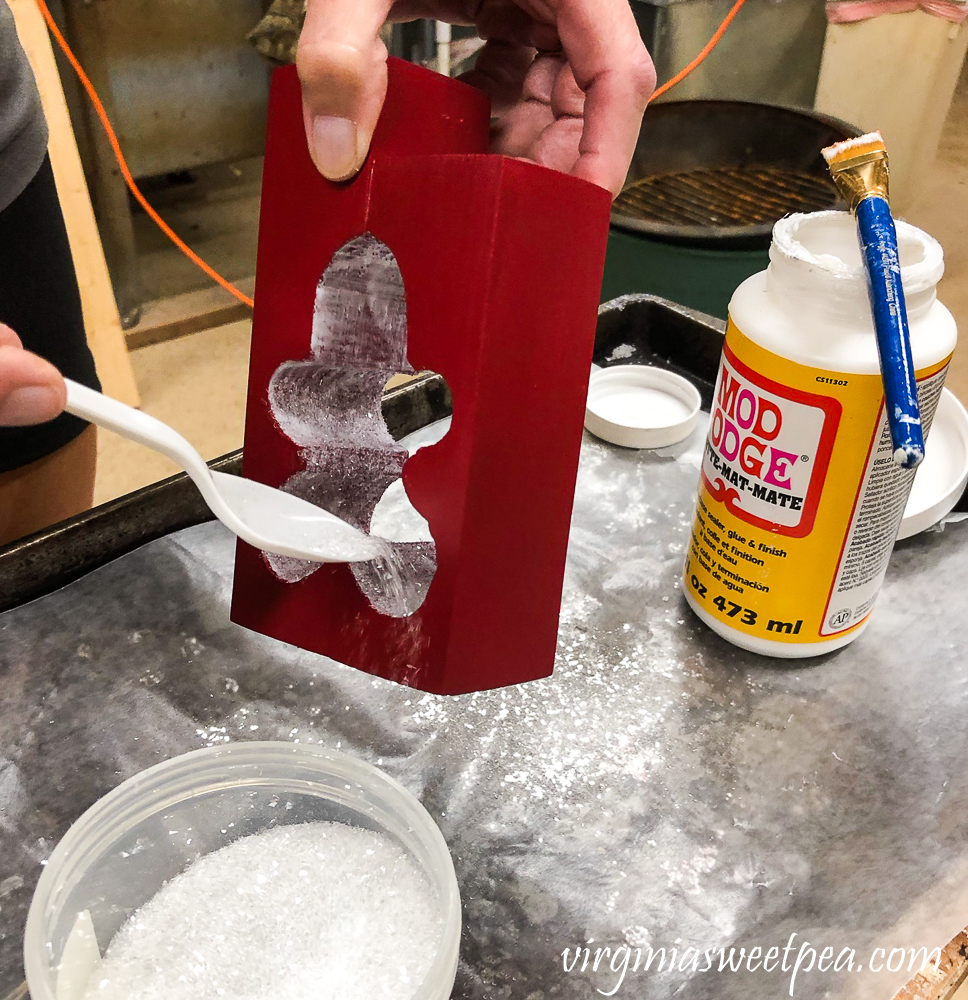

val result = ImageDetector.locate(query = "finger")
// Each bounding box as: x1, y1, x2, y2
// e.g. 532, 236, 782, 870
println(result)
529, 116, 583, 176
555, 0, 655, 196
529, 61, 585, 175
484, 56, 556, 159
460, 39, 537, 156
0, 344, 66, 426
549, 60, 585, 120
388, 0, 559, 48
520, 51, 562, 105
497, 55, 567, 165
0, 323, 23, 350
297, 0, 394, 180
474, 1, 560, 52
459, 38, 532, 112
494, 100, 554, 160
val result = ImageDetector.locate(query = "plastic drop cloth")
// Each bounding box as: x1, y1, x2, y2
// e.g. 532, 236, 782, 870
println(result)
2, 418, 968, 1000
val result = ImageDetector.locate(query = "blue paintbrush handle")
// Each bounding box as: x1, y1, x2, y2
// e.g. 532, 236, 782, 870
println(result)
855, 196, 924, 469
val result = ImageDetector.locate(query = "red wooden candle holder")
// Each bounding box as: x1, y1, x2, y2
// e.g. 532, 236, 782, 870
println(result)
231, 57, 610, 694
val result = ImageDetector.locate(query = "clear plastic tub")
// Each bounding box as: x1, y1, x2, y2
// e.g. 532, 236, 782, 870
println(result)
24, 742, 461, 1000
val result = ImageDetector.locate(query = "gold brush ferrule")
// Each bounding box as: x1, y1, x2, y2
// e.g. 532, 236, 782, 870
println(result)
827, 150, 890, 212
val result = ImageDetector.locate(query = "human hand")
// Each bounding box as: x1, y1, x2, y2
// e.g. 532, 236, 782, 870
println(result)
297, 1, 655, 197
0, 323, 66, 426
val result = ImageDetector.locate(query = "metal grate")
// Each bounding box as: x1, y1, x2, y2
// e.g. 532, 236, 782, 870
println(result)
614, 166, 838, 229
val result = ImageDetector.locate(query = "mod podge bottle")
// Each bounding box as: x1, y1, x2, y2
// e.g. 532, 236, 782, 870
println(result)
683, 211, 956, 656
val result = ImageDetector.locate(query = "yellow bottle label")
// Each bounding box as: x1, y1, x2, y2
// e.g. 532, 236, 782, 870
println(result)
684, 318, 950, 647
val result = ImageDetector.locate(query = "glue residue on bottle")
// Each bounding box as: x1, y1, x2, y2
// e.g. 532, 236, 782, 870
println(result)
79, 822, 443, 1000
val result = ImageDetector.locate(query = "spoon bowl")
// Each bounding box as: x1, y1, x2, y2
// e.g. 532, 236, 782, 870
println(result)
65, 380, 382, 564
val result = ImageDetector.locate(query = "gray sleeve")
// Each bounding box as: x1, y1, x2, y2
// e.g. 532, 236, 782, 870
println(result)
0, 0, 49, 213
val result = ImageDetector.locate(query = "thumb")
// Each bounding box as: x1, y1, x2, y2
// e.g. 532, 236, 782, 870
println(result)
0, 343, 66, 426
296, 0, 394, 181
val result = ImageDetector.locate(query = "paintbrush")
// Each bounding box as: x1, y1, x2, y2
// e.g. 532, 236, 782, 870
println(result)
823, 131, 924, 469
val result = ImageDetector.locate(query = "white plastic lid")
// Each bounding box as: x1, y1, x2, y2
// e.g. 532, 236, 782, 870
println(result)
898, 388, 968, 539
584, 365, 702, 449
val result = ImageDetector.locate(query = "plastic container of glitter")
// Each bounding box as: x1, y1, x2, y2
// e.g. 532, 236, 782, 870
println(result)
24, 742, 460, 1000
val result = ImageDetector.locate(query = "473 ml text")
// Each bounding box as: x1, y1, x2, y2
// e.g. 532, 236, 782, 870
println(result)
687, 570, 804, 635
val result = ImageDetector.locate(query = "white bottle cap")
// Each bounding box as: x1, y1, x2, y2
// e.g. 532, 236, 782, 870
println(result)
898, 388, 968, 539
584, 365, 702, 449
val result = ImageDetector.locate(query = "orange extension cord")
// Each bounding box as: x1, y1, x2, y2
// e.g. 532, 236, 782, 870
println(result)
651, 0, 748, 102
36, 0, 747, 309
34, 0, 255, 309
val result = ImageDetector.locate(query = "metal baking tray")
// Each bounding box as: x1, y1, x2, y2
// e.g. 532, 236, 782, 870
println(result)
0, 295, 727, 613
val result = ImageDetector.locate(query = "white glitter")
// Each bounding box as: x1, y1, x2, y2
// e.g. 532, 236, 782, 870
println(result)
606, 344, 636, 361
80, 823, 443, 1000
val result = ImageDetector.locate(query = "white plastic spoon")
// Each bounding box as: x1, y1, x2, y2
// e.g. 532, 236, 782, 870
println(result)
65, 379, 383, 564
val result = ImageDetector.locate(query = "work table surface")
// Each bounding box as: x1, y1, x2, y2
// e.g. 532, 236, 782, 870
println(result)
2, 423, 967, 1000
